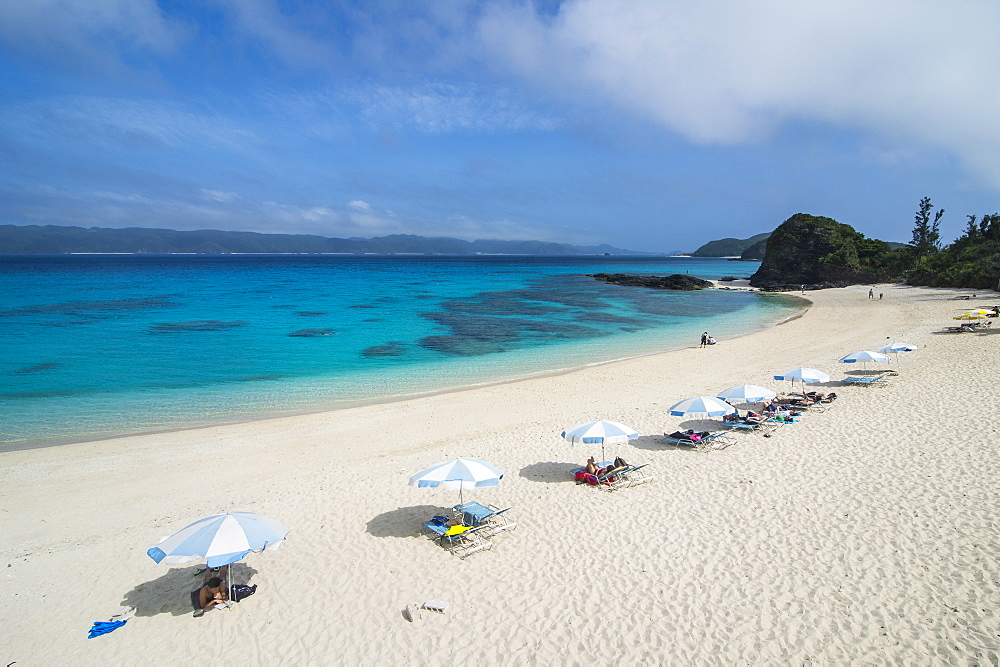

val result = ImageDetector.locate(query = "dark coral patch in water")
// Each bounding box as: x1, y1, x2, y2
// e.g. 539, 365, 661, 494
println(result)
418, 311, 609, 356
440, 292, 564, 317
361, 342, 407, 357
149, 320, 248, 333
237, 374, 287, 382
288, 328, 335, 337
573, 312, 648, 326
418, 335, 510, 356
1, 295, 178, 317
294, 311, 327, 317
13, 361, 63, 374
348, 304, 376, 309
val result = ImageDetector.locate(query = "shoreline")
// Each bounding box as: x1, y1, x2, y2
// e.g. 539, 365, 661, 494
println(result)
3, 287, 806, 451
3, 283, 998, 663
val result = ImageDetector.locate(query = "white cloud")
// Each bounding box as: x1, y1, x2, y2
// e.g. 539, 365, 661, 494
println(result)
347, 200, 371, 210
0, 0, 184, 73
201, 189, 240, 202
475, 0, 1000, 185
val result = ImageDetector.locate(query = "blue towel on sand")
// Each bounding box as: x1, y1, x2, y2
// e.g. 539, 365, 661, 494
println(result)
88, 619, 127, 638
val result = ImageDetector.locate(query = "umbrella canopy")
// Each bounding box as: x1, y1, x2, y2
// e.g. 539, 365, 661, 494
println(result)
953, 313, 985, 321
838, 350, 891, 375
561, 419, 638, 461
773, 367, 830, 383
964, 309, 993, 318
147, 511, 290, 568
560, 419, 638, 445
838, 350, 891, 364
877, 343, 920, 353
409, 458, 503, 505
716, 384, 776, 404
668, 396, 737, 418
773, 367, 830, 393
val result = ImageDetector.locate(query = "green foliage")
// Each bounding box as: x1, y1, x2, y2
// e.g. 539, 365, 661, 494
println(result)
908, 211, 1000, 289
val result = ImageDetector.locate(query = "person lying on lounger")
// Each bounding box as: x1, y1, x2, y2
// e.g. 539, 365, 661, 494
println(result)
584, 457, 603, 475
665, 430, 709, 441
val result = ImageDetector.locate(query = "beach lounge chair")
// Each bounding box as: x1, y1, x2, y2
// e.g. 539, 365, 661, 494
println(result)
723, 419, 778, 435
661, 430, 736, 451
605, 463, 653, 491
843, 375, 891, 387
569, 462, 652, 490
422, 515, 493, 558
600, 463, 653, 490
453, 501, 517, 535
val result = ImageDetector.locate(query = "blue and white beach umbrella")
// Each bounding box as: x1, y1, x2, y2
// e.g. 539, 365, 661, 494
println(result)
561, 419, 639, 462
147, 511, 290, 569
773, 367, 830, 383
877, 342, 920, 368
409, 458, 504, 505
838, 350, 891, 364
773, 367, 830, 392
838, 350, 891, 375
876, 343, 920, 353
667, 396, 737, 418
716, 384, 776, 405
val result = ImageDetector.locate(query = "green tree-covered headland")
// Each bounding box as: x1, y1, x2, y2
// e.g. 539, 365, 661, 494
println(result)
750, 199, 1000, 291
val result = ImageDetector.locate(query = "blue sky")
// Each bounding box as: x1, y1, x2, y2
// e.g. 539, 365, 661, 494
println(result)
1, 0, 998, 253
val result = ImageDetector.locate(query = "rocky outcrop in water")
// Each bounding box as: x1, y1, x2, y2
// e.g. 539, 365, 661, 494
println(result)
588, 273, 714, 290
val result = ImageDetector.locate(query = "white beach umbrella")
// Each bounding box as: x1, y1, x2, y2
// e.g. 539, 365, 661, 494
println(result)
147, 511, 290, 604
839, 350, 891, 375
773, 367, 830, 393
561, 419, 639, 462
716, 384, 776, 405
668, 396, 737, 418
147, 511, 290, 568
877, 342, 920, 368
876, 343, 920, 353
408, 458, 504, 506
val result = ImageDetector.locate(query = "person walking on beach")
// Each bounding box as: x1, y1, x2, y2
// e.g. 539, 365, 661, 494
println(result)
868, 288, 874, 299
700, 332, 708, 348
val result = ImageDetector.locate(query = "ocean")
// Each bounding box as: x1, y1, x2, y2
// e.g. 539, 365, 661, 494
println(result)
0, 255, 802, 447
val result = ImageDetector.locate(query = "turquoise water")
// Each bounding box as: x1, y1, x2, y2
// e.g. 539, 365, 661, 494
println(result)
0, 255, 801, 446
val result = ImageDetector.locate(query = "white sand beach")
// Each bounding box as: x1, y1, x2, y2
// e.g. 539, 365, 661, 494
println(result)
2, 284, 998, 664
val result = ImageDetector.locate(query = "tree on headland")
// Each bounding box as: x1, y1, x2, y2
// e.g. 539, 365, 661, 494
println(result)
910, 196, 943, 256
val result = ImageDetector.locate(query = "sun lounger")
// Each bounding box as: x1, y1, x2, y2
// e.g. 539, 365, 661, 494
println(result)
453, 501, 517, 535
723, 420, 778, 435
569, 462, 652, 490
422, 515, 493, 558
661, 430, 736, 450
843, 375, 892, 387
600, 464, 653, 490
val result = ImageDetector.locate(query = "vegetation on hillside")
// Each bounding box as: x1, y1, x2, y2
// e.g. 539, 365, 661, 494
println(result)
750, 200, 999, 291
900, 198, 1000, 290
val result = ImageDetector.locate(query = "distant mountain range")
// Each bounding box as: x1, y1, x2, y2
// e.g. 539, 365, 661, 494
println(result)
690, 232, 771, 259
0, 225, 651, 256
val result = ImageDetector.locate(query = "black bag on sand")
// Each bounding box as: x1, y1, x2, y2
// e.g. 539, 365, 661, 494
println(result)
231, 584, 257, 602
